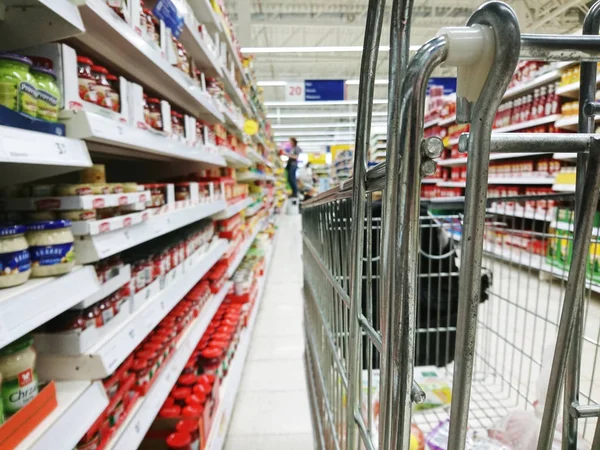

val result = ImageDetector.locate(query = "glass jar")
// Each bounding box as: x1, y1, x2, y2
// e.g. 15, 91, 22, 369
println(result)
26, 220, 75, 277
91, 65, 114, 110
0, 53, 37, 117
131, 358, 150, 389
0, 335, 38, 416
77, 56, 97, 104
176, 420, 200, 450
147, 97, 163, 131
171, 387, 191, 407
143, 94, 150, 126
83, 305, 103, 329
30, 65, 60, 122
0, 225, 31, 288
171, 111, 184, 141
166, 432, 192, 450
98, 298, 114, 324
172, 38, 190, 76
144, 9, 160, 45
175, 183, 191, 202
106, 74, 120, 112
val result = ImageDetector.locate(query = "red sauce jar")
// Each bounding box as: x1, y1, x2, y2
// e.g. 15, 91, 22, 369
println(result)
131, 358, 151, 388
143, 9, 159, 45
166, 432, 192, 450
176, 420, 200, 449
172, 387, 191, 407
137, 349, 159, 377
91, 65, 114, 110
159, 404, 181, 419
147, 97, 163, 131
178, 373, 196, 388
77, 56, 97, 103
106, 73, 120, 112
199, 347, 223, 376
143, 94, 150, 125
84, 305, 103, 329
182, 405, 203, 419
98, 298, 115, 324
171, 111, 184, 140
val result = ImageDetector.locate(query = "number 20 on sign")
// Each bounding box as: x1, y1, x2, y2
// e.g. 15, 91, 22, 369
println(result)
285, 82, 304, 102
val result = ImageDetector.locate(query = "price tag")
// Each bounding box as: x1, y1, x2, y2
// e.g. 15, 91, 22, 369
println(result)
129, 328, 136, 340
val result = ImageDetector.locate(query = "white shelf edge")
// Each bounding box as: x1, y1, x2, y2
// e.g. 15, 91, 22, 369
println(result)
213, 197, 253, 220
438, 152, 552, 167
73, 265, 131, 310
105, 281, 231, 450
36, 240, 229, 380
219, 146, 252, 168
493, 114, 561, 133
438, 177, 555, 187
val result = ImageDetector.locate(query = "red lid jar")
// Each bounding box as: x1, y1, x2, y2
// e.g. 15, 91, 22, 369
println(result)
171, 111, 184, 140
159, 404, 181, 419
131, 358, 151, 388
83, 305, 103, 329
182, 405, 203, 419
172, 387, 191, 407
166, 432, 192, 450
147, 97, 163, 131
106, 73, 120, 112
176, 420, 200, 449
77, 56, 97, 103
91, 65, 114, 110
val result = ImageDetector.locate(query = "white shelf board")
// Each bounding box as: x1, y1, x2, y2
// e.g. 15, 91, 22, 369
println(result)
439, 177, 555, 187
74, 200, 227, 264
424, 119, 438, 128
422, 178, 442, 184
553, 183, 576, 192
188, 0, 223, 34
179, 15, 222, 78
15, 381, 109, 450
554, 115, 587, 131
213, 197, 253, 220
0, 0, 84, 51
0, 266, 99, 348
0, 125, 91, 186
36, 239, 229, 380
4, 191, 150, 211
549, 220, 600, 236
438, 115, 456, 126
105, 281, 231, 450
73, 265, 131, 310
245, 202, 263, 217
247, 148, 269, 166
493, 114, 561, 133
487, 205, 555, 222
72, 0, 223, 122
226, 221, 264, 278
222, 107, 245, 137
219, 146, 252, 168
206, 231, 277, 450
438, 181, 466, 187
438, 152, 551, 167
556, 75, 600, 99
553, 152, 577, 161
237, 172, 268, 183
222, 69, 250, 114
503, 68, 562, 100
63, 111, 226, 166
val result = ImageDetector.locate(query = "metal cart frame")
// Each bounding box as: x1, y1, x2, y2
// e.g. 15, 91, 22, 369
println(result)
302, 1, 600, 449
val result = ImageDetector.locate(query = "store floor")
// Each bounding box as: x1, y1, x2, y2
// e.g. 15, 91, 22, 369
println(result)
225, 214, 313, 449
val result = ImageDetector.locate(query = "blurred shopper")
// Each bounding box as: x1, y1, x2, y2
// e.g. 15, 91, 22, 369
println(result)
287, 137, 301, 197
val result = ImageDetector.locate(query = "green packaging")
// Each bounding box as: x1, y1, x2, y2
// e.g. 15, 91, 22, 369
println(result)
31, 65, 60, 122
0, 53, 38, 117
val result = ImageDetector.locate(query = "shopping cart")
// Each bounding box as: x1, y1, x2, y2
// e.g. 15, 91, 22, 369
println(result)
302, 1, 600, 449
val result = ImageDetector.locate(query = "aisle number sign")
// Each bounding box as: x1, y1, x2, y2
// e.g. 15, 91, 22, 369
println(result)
285, 80, 346, 102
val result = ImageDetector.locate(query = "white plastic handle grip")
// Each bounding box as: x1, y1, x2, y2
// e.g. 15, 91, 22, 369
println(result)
437, 25, 495, 104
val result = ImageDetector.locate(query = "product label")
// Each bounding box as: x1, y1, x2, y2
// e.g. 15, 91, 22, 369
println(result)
0, 80, 18, 111
0, 249, 30, 276
79, 78, 98, 103
1, 369, 38, 415
101, 307, 114, 324
37, 88, 59, 122
91, 85, 113, 110
29, 242, 74, 266
18, 82, 38, 117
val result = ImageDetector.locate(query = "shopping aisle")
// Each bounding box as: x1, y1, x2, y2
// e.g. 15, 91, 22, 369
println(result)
225, 214, 313, 449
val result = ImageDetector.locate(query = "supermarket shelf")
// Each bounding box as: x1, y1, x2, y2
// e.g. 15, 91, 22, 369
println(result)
1, 0, 84, 51
213, 197, 253, 220
246, 202, 263, 217
503, 68, 563, 100
73, 265, 131, 310
74, 200, 227, 264
179, 16, 222, 79
36, 239, 229, 380
438, 115, 456, 126
422, 178, 443, 184
205, 231, 277, 450
424, 119, 438, 128
188, 0, 223, 34
553, 152, 578, 161
63, 111, 226, 166
550, 220, 600, 236
0, 266, 98, 348
487, 205, 554, 222
438, 152, 552, 167
223, 108, 245, 137
0, 125, 92, 186
493, 114, 561, 133
553, 184, 576, 192
15, 381, 109, 450
554, 115, 582, 130
226, 222, 264, 277
247, 148, 269, 166
105, 281, 231, 450
237, 171, 270, 183
219, 147, 252, 168
222, 69, 250, 114
439, 177, 555, 187
556, 75, 600, 99
4, 191, 150, 211
72, 0, 223, 122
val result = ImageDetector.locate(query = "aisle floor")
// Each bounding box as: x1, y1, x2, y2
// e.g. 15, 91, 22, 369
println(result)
225, 215, 313, 449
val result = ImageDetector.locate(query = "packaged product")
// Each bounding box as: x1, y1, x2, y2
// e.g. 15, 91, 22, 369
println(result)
55, 183, 94, 196
426, 419, 509, 450
77, 56, 98, 104
413, 366, 452, 411
0, 53, 38, 117
147, 97, 163, 130
106, 74, 120, 112
0, 224, 31, 288
26, 220, 75, 277
29, 59, 60, 122
0, 335, 39, 416
171, 111, 185, 140
91, 65, 114, 110
80, 164, 107, 183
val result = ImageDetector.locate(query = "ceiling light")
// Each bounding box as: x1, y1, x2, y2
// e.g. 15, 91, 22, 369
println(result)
257, 80, 288, 87
241, 45, 422, 54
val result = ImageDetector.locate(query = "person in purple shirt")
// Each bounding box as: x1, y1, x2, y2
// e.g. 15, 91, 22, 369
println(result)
287, 137, 301, 197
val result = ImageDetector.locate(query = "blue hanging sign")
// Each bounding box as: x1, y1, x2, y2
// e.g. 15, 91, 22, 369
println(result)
427, 77, 457, 95
153, 0, 184, 38
304, 80, 346, 102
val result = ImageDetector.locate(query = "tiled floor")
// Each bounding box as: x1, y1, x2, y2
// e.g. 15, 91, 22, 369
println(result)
225, 215, 314, 449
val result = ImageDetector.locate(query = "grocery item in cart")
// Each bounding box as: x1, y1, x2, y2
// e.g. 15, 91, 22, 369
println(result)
413, 366, 452, 411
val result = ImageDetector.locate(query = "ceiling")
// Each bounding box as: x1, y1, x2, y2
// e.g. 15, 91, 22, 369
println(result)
224, 0, 593, 151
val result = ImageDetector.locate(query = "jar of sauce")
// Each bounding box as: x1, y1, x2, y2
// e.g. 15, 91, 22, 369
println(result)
171, 111, 184, 140
83, 305, 103, 329
166, 432, 192, 450
77, 56, 97, 103
91, 65, 114, 110
143, 9, 160, 45
131, 358, 150, 388
106, 74, 120, 112
147, 97, 163, 131
143, 93, 150, 126
176, 420, 200, 450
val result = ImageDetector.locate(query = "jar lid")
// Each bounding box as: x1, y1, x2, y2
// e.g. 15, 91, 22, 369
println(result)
0, 224, 26, 236
76, 56, 94, 65
192, 383, 207, 396
91, 65, 109, 74
166, 432, 191, 448
185, 394, 204, 408
131, 358, 148, 371
135, 349, 155, 360
182, 405, 203, 417
159, 405, 181, 418
147, 97, 161, 104
172, 387, 191, 400
0, 52, 32, 66
176, 419, 198, 434
107, 74, 118, 81
0, 334, 33, 356
31, 65, 57, 79
201, 347, 222, 359
178, 373, 196, 386
171, 111, 183, 118
163, 396, 175, 407
26, 220, 72, 231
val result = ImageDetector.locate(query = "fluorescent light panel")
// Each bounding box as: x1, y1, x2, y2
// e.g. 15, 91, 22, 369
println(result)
241, 45, 422, 53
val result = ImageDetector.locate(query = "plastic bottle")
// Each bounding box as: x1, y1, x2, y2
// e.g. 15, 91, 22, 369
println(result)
531, 89, 540, 120
538, 86, 547, 118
